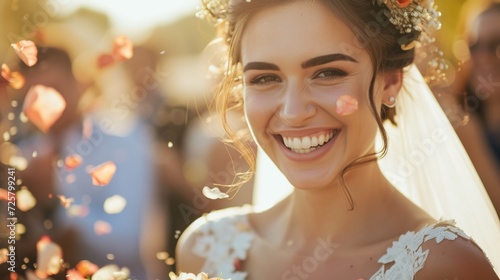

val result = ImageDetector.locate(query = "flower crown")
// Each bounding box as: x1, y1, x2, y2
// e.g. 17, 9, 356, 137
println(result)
197, 0, 446, 83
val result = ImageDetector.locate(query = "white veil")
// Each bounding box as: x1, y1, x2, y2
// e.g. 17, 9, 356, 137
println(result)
378, 64, 500, 274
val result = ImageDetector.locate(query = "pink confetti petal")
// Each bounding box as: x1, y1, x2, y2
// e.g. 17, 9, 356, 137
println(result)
66, 269, 86, 280
94, 220, 112, 235
35, 236, 63, 278
1, 63, 25, 89
23, 85, 67, 133
0, 188, 8, 201
57, 195, 74, 209
11, 40, 38, 67
76, 260, 99, 277
112, 36, 133, 61
336, 95, 359, 116
89, 161, 117, 186
65, 154, 83, 170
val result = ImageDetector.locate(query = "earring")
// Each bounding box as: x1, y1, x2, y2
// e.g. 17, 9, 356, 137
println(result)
385, 96, 396, 108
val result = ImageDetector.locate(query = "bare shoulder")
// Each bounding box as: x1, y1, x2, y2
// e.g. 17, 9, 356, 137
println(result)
175, 214, 209, 273
417, 224, 499, 280
175, 206, 254, 273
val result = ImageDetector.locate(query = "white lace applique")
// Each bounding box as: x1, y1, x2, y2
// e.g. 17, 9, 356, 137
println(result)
369, 221, 470, 280
192, 207, 255, 280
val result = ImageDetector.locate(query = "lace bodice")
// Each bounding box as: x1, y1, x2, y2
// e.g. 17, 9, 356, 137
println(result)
191, 207, 471, 280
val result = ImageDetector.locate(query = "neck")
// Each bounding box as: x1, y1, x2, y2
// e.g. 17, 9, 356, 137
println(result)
277, 161, 398, 253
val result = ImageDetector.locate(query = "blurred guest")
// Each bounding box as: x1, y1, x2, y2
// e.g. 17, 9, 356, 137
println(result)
455, 2, 500, 216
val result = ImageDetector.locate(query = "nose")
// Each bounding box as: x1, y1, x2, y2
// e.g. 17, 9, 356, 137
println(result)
278, 84, 316, 126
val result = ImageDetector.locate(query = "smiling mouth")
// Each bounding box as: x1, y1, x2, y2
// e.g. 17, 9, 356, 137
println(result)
280, 129, 340, 154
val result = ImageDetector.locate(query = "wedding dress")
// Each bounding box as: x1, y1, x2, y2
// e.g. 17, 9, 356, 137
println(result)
189, 206, 473, 280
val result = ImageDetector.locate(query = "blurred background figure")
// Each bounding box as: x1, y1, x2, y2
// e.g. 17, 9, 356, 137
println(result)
446, 1, 500, 217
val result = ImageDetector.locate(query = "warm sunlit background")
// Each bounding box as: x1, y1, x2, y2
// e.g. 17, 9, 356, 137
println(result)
0, 0, 498, 279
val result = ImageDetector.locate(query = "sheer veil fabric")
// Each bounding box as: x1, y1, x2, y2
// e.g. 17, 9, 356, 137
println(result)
378, 64, 500, 275
253, 65, 500, 276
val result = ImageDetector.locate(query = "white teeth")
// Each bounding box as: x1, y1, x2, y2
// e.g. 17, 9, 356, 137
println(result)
318, 134, 325, 145
301, 137, 311, 149
311, 136, 318, 147
282, 130, 339, 153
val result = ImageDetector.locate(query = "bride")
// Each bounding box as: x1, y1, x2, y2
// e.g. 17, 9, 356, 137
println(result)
176, 0, 500, 279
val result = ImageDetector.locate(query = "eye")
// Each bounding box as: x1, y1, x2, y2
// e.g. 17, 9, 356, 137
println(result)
249, 74, 281, 85
313, 68, 347, 80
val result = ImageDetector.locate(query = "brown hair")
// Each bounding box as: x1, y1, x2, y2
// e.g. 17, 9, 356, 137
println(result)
208, 0, 419, 206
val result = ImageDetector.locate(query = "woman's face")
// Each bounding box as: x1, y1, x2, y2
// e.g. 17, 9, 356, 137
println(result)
241, 1, 393, 190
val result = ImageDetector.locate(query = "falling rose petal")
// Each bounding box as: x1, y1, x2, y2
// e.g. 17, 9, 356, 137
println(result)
97, 53, 116, 69
57, 195, 74, 209
94, 220, 112, 235
17, 187, 36, 212
103, 195, 127, 214
89, 161, 117, 186
1, 64, 25, 89
202, 186, 229, 200
22, 85, 67, 133
0, 188, 8, 201
336, 95, 359, 116
35, 236, 63, 278
65, 154, 83, 170
66, 269, 85, 280
11, 40, 38, 67
112, 36, 133, 61
76, 260, 99, 277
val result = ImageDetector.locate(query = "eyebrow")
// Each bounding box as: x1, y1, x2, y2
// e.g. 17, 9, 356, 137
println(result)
243, 62, 280, 72
242, 53, 358, 72
301, 53, 358, 68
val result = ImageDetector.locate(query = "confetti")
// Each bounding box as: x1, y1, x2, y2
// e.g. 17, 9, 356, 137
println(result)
11, 40, 38, 67
65, 154, 83, 170
89, 161, 117, 186
112, 36, 133, 60
336, 95, 359, 116
17, 187, 36, 212
0, 189, 7, 201
66, 269, 86, 280
1, 63, 25, 89
202, 186, 229, 200
97, 36, 134, 69
22, 85, 67, 133
57, 195, 74, 209
34, 236, 63, 278
76, 260, 99, 277
94, 220, 112, 235
103, 195, 127, 214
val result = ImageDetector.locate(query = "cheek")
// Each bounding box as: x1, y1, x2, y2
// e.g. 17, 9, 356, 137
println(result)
243, 93, 274, 139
